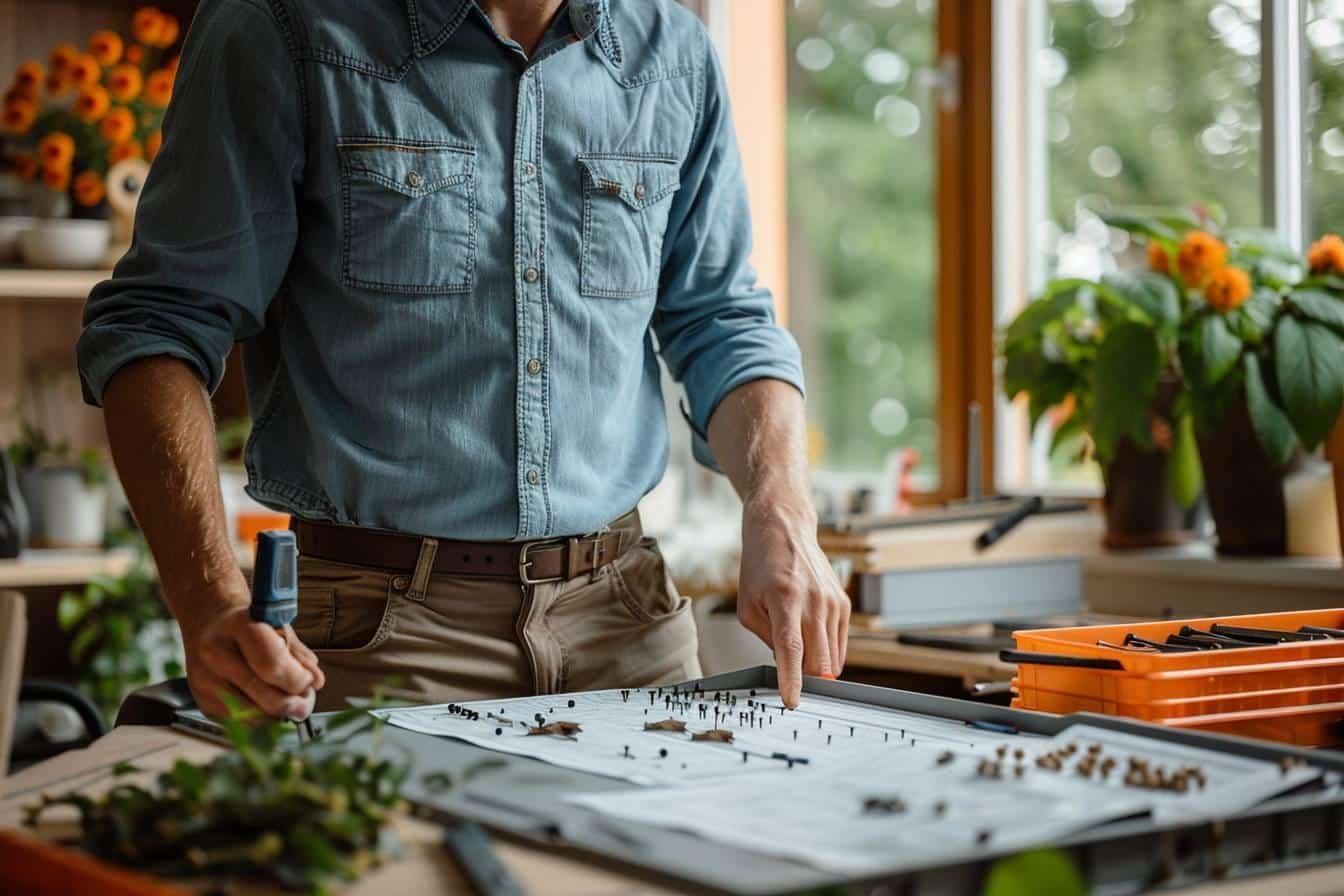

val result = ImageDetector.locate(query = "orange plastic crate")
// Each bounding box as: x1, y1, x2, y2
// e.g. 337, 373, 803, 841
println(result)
1008, 608, 1344, 746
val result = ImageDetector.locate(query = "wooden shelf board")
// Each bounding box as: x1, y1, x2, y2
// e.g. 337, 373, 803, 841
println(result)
0, 268, 109, 300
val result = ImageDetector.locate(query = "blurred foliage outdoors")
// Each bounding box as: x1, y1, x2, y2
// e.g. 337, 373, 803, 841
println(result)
786, 0, 1344, 480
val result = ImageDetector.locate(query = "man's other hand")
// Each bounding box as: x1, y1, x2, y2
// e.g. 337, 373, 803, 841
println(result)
181, 602, 325, 720
735, 500, 850, 708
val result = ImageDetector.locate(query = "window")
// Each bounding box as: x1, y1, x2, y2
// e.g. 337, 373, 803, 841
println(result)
1308, 1, 1344, 235
785, 0, 941, 478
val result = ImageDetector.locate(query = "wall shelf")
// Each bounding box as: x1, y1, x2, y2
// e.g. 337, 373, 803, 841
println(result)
0, 269, 109, 301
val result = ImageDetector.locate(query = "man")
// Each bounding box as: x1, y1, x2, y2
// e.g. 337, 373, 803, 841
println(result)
78, 0, 849, 721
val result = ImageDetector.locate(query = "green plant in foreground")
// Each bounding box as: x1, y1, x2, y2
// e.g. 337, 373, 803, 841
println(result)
25, 697, 411, 894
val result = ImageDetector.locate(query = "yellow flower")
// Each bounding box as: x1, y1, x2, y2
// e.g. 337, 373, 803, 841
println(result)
49, 43, 80, 75
144, 129, 162, 160
88, 30, 124, 66
106, 64, 143, 102
11, 153, 37, 181
73, 170, 106, 206
1307, 234, 1344, 277
99, 106, 137, 143
1177, 230, 1228, 288
68, 53, 102, 89
42, 165, 71, 192
144, 68, 173, 107
132, 8, 166, 46
1205, 265, 1253, 313
37, 131, 75, 169
108, 139, 144, 164
13, 61, 43, 94
74, 85, 110, 123
1, 96, 36, 134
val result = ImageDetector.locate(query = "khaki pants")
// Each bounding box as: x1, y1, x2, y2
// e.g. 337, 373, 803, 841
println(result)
292, 521, 701, 712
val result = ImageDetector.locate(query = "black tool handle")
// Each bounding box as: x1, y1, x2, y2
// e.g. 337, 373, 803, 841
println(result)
999, 649, 1124, 670
974, 496, 1044, 552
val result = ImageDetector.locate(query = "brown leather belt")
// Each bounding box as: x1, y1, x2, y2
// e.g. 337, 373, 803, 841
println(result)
291, 510, 640, 585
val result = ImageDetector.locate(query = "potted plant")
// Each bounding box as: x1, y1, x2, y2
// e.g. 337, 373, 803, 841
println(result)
1111, 218, 1344, 555
0, 7, 179, 267
8, 424, 111, 548
1001, 251, 1203, 548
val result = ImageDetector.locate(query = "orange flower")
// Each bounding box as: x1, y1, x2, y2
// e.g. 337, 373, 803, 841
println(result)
99, 105, 136, 143
132, 8, 166, 46
88, 30, 124, 66
1307, 234, 1344, 276
108, 139, 143, 164
156, 15, 180, 48
1, 95, 36, 134
49, 43, 80, 75
1177, 230, 1228, 288
42, 165, 71, 192
1205, 265, 1253, 313
67, 53, 102, 89
1147, 241, 1170, 275
106, 63, 142, 102
144, 129, 162, 160
11, 153, 36, 181
72, 170, 106, 206
44, 71, 71, 97
125, 44, 145, 65
4, 81, 37, 104
38, 131, 75, 169
74, 85, 110, 123
144, 68, 173, 107
14, 61, 43, 93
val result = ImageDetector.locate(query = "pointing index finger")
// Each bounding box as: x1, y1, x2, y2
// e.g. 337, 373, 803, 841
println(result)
769, 603, 805, 709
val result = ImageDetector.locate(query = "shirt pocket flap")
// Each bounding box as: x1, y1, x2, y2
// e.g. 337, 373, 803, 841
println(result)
578, 154, 680, 210
340, 142, 476, 199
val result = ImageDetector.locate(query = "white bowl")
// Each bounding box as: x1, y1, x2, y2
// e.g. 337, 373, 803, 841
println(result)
0, 215, 35, 263
17, 218, 111, 269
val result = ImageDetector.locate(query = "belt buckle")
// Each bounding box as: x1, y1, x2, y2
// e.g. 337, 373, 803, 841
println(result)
518, 538, 566, 586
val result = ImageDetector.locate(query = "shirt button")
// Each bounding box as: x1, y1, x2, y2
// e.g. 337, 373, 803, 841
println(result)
526, 358, 543, 376
634, 183, 647, 200
526, 468, 540, 485
405, 170, 423, 189
523, 162, 537, 178
523, 266, 539, 283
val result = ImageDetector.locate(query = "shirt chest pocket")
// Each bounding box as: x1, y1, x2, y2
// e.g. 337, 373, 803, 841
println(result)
578, 153, 681, 299
338, 140, 477, 294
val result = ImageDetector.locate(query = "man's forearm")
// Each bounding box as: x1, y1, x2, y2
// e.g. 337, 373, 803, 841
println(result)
706, 378, 813, 522
103, 356, 247, 637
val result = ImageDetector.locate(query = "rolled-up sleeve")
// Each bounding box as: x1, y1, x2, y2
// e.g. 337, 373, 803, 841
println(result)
77, 0, 303, 406
653, 28, 805, 471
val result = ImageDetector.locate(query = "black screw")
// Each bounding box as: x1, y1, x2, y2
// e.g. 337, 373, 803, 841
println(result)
659, 748, 668, 758
495, 727, 502, 735
827, 735, 832, 745
568, 699, 576, 708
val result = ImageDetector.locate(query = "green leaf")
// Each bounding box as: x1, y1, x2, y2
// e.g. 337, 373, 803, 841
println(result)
69, 620, 103, 664
1274, 317, 1344, 450
1106, 272, 1180, 332
1101, 211, 1178, 242
1003, 286, 1079, 349
57, 592, 90, 631
1091, 323, 1162, 461
1225, 288, 1281, 343
1244, 353, 1298, 465
982, 848, 1087, 896
1165, 412, 1203, 509
1197, 312, 1243, 384
1289, 289, 1344, 334
1226, 227, 1301, 265
111, 761, 141, 777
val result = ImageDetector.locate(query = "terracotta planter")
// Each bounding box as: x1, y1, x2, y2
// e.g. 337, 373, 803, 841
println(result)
1197, 399, 1293, 556
1102, 436, 1200, 549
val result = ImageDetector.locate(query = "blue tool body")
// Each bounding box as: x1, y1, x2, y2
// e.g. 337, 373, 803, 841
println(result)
250, 529, 299, 627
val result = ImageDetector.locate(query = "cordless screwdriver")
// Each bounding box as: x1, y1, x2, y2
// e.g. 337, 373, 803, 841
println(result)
249, 529, 317, 741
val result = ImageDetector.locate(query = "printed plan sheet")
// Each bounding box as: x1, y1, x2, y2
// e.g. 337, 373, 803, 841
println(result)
375, 686, 1324, 875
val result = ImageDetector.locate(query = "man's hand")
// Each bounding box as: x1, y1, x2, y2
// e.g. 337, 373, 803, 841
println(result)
736, 499, 850, 708
181, 601, 325, 721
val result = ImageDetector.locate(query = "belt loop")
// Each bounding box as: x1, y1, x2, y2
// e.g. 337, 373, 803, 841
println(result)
406, 537, 438, 602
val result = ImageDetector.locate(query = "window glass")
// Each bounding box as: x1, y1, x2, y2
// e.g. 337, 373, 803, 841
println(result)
1308, 0, 1344, 236
786, 0, 940, 476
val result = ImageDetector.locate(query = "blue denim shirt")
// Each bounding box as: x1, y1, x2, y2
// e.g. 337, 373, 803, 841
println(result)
77, 0, 804, 540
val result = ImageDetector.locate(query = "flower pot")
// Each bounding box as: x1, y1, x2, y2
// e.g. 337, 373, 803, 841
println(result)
25, 467, 108, 548
1197, 399, 1293, 556
17, 218, 110, 269
1101, 436, 1201, 549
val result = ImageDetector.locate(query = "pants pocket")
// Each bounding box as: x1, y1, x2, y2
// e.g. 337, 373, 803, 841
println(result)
609, 537, 684, 624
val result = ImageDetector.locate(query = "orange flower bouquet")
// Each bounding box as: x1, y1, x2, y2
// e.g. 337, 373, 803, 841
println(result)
1, 6, 179, 213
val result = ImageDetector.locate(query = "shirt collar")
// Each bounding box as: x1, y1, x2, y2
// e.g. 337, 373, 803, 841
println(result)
407, 0, 622, 66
